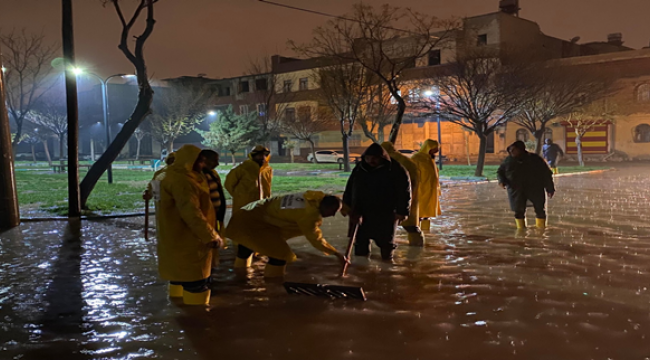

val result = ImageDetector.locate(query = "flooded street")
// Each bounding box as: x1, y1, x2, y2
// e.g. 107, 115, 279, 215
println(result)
2, 165, 650, 360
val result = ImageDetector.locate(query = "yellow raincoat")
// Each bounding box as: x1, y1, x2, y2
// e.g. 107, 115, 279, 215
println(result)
411, 140, 441, 218
157, 144, 220, 282
224, 149, 273, 211
381, 142, 420, 228
225, 191, 339, 262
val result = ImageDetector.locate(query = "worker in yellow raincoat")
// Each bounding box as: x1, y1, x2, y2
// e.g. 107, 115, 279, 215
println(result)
411, 140, 442, 231
225, 191, 346, 277
224, 145, 273, 211
380, 142, 424, 246
157, 144, 223, 305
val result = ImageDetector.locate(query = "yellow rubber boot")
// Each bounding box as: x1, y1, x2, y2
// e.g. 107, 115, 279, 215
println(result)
552, 167, 559, 175
168, 284, 183, 298
535, 218, 546, 229
515, 218, 527, 229
408, 231, 425, 247
183, 290, 211, 305
234, 256, 252, 268
420, 219, 431, 231
264, 264, 286, 278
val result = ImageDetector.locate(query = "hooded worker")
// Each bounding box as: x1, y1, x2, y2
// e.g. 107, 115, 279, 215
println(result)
343, 143, 411, 261
497, 140, 556, 229
225, 191, 346, 277
157, 144, 223, 305
224, 145, 273, 211
411, 140, 442, 231
381, 142, 424, 246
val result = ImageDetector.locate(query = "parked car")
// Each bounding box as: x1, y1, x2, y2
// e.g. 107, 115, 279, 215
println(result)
397, 149, 417, 157
307, 150, 361, 163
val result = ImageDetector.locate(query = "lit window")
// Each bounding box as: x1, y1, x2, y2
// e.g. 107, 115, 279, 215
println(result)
299, 78, 309, 91
634, 124, 650, 143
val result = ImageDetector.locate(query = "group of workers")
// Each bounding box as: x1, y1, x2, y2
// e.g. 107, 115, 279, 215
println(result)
144, 136, 559, 306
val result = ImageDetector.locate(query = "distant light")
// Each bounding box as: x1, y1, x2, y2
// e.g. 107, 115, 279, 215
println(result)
1, 66, 6, 73
208, 111, 217, 116
424, 90, 434, 97
97, 121, 101, 124
73, 67, 84, 76
122, 74, 136, 78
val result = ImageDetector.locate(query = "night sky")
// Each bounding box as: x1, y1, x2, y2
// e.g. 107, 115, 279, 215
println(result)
2, 0, 650, 79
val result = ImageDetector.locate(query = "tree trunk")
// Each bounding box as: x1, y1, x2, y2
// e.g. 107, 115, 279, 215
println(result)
135, 138, 142, 160
388, 98, 406, 144
475, 132, 488, 177
340, 120, 351, 172
11, 118, 23, 148
167, 140, 174, 154
80, 83, 154, 207
576, 133, 584, 167
464, 131, 471, 166
308, 139, 318, 164
377, 126, 385, 144
231, 151, 236, 165
290, 151, 294, 163
58, 134, 65, 167
42, 140, 52, 166
533, 128, 545, 155
31, 144, 36, 163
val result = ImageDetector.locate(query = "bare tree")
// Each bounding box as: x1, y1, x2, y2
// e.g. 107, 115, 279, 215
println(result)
133, 127, 146, 160
291, 3, 456, 144
359, 84, 395, 143
197, 105, 260, 165
514, 65, 613, 154
281, 106, 330, 163
25, 93, 68, 167
417, 48, 528, 176
80, 0, 158, 208
315, 62, 369, 171
563, 99, 617, 167
0, 30, 59, 148
149, 83, 212, 153
22, 124, 53, 165
246, 57, 292, 146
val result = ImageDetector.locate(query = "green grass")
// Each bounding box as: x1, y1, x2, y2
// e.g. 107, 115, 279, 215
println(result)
14, 163, 605, 215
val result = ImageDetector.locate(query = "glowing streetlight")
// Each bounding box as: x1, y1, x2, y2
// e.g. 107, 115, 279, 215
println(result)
207, 111, 217, 116
424, 90, 434, 97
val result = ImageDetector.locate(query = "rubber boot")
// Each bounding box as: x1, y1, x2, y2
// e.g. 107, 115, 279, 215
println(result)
515, 218, 527, 229
234, 256, 252, 268
264, 264, 286, 278
535, 218, 546, 229
420, 219, 431, 231
552, 167, 559, 175
168, 284, 183, 298
183, 290, 211, 305
407, 231, 425, 247
380, 247, 395, 262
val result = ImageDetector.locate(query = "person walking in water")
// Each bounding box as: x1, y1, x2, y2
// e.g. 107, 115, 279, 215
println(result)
411, 139, 442, 233
542, 139, 564, 175
224, 145, 273, 211
498, 141, 555, 230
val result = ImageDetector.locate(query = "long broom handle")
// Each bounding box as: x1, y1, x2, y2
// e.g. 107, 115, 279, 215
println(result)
144, 198, 149, 241
340, 223, 359, 277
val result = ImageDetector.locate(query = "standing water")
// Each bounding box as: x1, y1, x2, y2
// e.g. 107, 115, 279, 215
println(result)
1, 165, 649, 359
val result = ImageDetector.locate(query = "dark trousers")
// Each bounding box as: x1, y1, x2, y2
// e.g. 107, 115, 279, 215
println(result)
237, 245, 286, 266
352, 216, 398, 259
509, 188, 546, 219
170, 278, 210, 293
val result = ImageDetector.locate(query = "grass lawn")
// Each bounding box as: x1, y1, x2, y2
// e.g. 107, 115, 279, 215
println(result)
14, 162, 605, 215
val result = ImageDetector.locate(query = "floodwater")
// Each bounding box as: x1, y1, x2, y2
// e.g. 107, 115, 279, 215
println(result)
1, 165, 649, 360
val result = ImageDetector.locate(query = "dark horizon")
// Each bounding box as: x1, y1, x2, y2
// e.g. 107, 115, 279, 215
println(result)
2, 0, 650, 79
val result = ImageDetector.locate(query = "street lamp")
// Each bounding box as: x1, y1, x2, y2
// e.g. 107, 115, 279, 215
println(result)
74, 68, 134, 184
426, 87, 443, 170
207, 110, 217, 116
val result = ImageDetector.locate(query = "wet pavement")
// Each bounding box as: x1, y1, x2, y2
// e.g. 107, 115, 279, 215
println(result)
1, 165, 650, 360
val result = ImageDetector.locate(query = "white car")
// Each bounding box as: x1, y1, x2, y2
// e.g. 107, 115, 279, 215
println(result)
307, 150, 361, 163
397, 149, 417, 157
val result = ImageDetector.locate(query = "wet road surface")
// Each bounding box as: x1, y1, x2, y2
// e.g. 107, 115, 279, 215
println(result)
1, 166, 649, 359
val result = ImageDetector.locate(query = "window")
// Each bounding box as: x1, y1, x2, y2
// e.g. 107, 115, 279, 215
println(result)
257, 103, 267, 116
255, 78, 268, 91
477, 34, 488, 46
239, 105, 249, 114
297, 106, 312, 121
218, 86, 231, 97
285, 108, 296, 122
408, 88, 420, 103
428, 49, 441, 66
239, 81, 250, 93
634, 124, 650, 143
637, 84, 650, 103
299, 77, 309, 91
516, 129, 529, 142
544, 128, 553, 141
283, 80, 293, 93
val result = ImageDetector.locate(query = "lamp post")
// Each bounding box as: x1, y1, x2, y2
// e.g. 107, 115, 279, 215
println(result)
74, 69, 134, 184
425, 88, 443, 170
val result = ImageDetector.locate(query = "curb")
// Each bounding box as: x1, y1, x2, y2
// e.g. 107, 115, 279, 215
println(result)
440, 168, 613, 188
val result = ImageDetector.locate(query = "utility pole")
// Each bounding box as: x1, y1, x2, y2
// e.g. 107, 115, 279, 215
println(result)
62, 0, 81, 218
0, 51, 20, 230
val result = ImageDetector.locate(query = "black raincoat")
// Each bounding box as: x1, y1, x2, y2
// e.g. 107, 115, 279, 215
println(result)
497, 152, 555, 217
